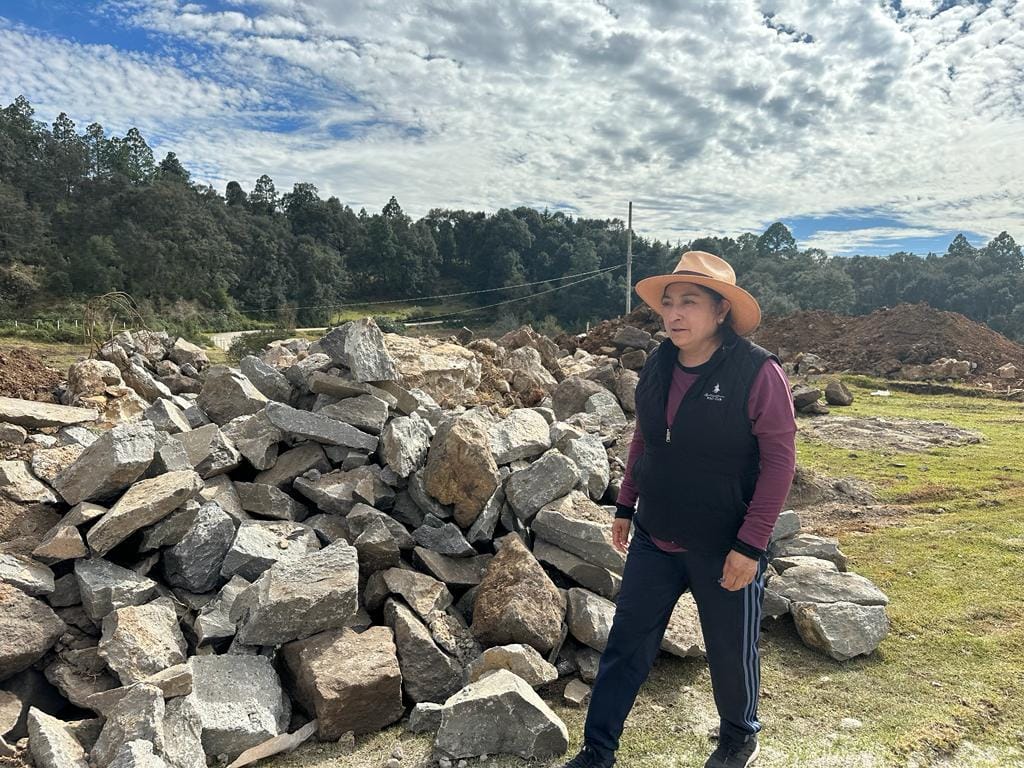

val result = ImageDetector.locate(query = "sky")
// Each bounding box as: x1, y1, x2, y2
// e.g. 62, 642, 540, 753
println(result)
1, 0, 1022, 256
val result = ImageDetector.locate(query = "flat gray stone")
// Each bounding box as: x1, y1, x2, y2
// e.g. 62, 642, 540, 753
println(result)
566, 587, 615, 652
264, 402, 378, 451
533, 538, 620, 600
771, 565, 889, 606
317, 319, 398, 382
505, 451, 578, 523
407, 702, 443, 734
383, 599, 462, 704
197, 475, 248, 523
52, 423, 156, 505
488, 409, 551, 465
770, 509, 802, 542
98, 599, 187, 685
231, 541, 360, 645
363, 567, 452, 619
144, 399, 190, 434
531, 491, 625, 575
0, 397, 97, 429
466, 643, 558, 688
27, 708, 89, 768
193, 576, 250, 645
75, 559, 158, 622
220, 520, 320, 582
239, 356, 291, 403
160, 694, 204, 768
140, 502, 199, 552
347, 504, 413, 549
184, 655, 289, 760
771, 533, 848, 571
293, 466, 393, 515
197, 366, 268, 425
434, 669, 568, 760
0, 460, 59, 505
162, 502, 236, 593
412, 522, 476, 557
317, 394, 389, 435
0, 553, 55, 596
170, 424, 242, 478
86, 470, 204, 556
234, 482, 307, 522
414, 547, 491, 587
221, 411, 282, 471
562, 434, 610, 502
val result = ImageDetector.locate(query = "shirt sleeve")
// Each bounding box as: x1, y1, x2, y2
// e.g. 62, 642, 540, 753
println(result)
734, 359, 797, 554
614, 424, 645, 517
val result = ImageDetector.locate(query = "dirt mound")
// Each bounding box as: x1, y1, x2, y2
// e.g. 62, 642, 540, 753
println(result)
750, 303, 1024, 379
0, 347, 62, 402
566, 302, 1024, 382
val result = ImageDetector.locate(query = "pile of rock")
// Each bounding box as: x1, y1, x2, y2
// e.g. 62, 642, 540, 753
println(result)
0, 318, 889, 768
791, 379, 855, 416
764, 511, 890, 661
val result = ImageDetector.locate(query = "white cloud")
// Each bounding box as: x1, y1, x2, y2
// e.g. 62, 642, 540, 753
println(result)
1, 0, 1023, 249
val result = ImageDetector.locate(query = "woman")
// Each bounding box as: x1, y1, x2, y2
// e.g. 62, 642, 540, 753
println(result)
562, 251, 797, 768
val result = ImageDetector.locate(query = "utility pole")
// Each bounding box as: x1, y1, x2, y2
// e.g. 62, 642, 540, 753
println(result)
625, 201, 633, 316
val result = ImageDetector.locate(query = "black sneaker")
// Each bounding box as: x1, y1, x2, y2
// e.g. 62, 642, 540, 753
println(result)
703, 734, 760, 768
561, 744, 616, 768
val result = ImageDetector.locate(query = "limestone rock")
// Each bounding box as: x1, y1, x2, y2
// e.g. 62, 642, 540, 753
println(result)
221, 412, 282, 471
170, 424, 242, 478
363, 567, 453, 619
27, 708, 89, 768
264, 401, 378, 451
0, 396, 97, 430
220, 521, 321, 582
75, 559, 157, 622
566, 588, 614, 652
489, 409, 551, 465
0, 461, 59, 505
532, 538, 620, 600
317, 319, 398, 382
791, 601, 890, 660
197, 366, 268, 426
422, 412, 500, 528
771, 566, 889, 606
379, 414, 433, 478
193, 576, 250, 645
771, 533, 848, 571
239, 356, 291, 403
253, 442, 329, 488
531, 491, 625, 574
505, 451, 578, 523
98, 599, 187, 685
0, 584, 66, 679
466, 643, 558, 688
234, 482, 307, 522
161, 502, 235, 593
0, 553, 55, 596
91, 683, 165, 768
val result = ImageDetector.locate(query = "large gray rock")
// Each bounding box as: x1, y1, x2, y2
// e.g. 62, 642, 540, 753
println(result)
364, 567, 453, 620
414, 548, 491, 588
770, 510, 802, 542
434, 669, 569, 760
219, 520, 320, 582
771, 533, 848, 571
293, 465, 393, 515
169, 337, 209, 370
0, 460, 59, 505
98, 599, 187, 685
317, 319, 398, 382
82, 664, 193, 715
283, 626, 404, 740
383, 599, 462, 704
533, 538, 620, 600
160, 687, 205, 768
466, 643, 558, 688
161, 502, 235, 593
264, 401, 378, 451
412, 522, 476, 558
0, 584, 66, 679
0, 396, 97, 429
143, 399, 190, 435
771, 555, 839, 574
505, 451, 578, 523
317, 393, 389, 435
792, 601, 890, 660
86, 471, 204, 556
184, 655, 290, 760
44, 645, 118, 708
197, 474, 248, 524
27, 707, 89, 768
221, 411, 282, 471
488, 409, 551, 465
52, 423, 156, 505
193, 576, 250, 645
566, 587, 615, 652
506, 346, 557, 395
354, 517, 401, 574
771, 566, 889, 606
584, 389, 627, 430
231, 541, 360, 645
380, 414, 433, 478
471, 535, 565, 655
140, 503, 198, 552
75, 559, 157, 622
170, 424, 242, 478
253, 442, 329, 488
562, 434, 610, 501
196, 366, 268, 426
551, 377, 606, 421
422, 411, 500, 528
347, 504, 413, 549
531, 492, 625, 574
0, 553, 55, 596
234, 482, 307, 522
91, 683, 165, 768
239, 356, 291, 403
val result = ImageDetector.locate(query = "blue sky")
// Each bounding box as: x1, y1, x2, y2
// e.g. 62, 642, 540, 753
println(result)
2, 0, 1021, 256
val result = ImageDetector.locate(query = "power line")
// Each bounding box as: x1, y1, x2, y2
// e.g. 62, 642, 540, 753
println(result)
230, 263, 626, 316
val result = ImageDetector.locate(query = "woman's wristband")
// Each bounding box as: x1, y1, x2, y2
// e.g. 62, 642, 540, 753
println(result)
614, 502, 635, 520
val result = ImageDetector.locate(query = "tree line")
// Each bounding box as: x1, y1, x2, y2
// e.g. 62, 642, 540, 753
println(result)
1, 95, 1022, 341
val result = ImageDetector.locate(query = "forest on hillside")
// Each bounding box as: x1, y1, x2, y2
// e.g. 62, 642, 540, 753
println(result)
2, 95, 1023, 340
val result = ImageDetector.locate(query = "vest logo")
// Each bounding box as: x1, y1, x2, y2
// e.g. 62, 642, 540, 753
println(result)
704, 382, 725, 402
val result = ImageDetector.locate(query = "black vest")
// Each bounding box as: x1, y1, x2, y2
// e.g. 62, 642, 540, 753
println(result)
631, 330, 779, 554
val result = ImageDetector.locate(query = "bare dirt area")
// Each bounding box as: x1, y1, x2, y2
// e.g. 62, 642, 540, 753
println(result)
783, 465, 915, 537
796, 414, 986, 453
0, 347, 63, 402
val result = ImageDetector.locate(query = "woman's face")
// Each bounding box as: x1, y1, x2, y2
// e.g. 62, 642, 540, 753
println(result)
660, 282, 730, 350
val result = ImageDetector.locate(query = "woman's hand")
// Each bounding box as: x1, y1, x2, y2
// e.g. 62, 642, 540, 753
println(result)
611, 518, 631, 553
719, 549, 758, 591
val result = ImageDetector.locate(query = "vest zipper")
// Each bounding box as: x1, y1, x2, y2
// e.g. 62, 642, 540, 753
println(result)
665, 428, 671, 443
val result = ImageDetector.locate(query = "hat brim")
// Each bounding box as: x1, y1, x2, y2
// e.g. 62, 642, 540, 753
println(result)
635, 274, 762, 336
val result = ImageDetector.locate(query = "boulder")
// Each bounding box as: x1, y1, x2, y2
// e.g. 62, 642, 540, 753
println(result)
318, 319, 398, 382
0, 584, 66, 680
231, 541, 360, 646
221, 412, 282, 471
412, 522, 476, 558
193, 576, 250, 645
488, 409, 551, 465
0, 461, 58, 505
107, 739, 168, 767
161, 502, 235, 593
531, 491, 625, 574
561, 434, 610, 501
381, 334, 482, 407
90, 683, 165, 768
75, 559, 157, 622
0, 552, 55, 596
347, 504, 414, 550
27, 708, 89, 768
264, 401, 378, 451
98, 599, 187, 685
219, 520, 321, 582
532, 538, 620, 600
383, 599, 462, 704
422, 412, 500, 528
661, 593, 705, 657
413, 548, 491, 588
769, 510, 801, 542
505, 451, 578, 523
354, 517, 401, 574
364, 567, 453, 619
824, 380, 854, 406
379, 414, 433, 478
293, 466, 393, 515
196, 366, 268, 425
318, 394, 390, 435
239, 356, 291, 402
770, 566, 889, 606
434, 669, 568, 761
791, 601, 890, 660
170, 424, 242, 478
552, 377, 606, 421
52, 423, 156, 505
253, 442, 329, 488
184, 655, 290, 761
234, 482, 307, 522
466, 643, 558, 688
471, 535, 565, 654
86, 470, 204, 556
771, 533, 848, 571
566, 587, 615, 652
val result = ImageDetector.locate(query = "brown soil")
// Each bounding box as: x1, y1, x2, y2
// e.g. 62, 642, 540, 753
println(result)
561, 302, 1024, 386
0, 347, 63, 402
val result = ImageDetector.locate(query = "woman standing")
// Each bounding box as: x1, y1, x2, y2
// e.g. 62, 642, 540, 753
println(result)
562, 251, 797, 768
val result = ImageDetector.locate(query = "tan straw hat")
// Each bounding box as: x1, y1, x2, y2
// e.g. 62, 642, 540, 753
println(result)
634, 250, 762, 336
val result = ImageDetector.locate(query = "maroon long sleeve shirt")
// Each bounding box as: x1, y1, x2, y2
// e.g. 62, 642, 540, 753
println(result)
616, 358, 797, 554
